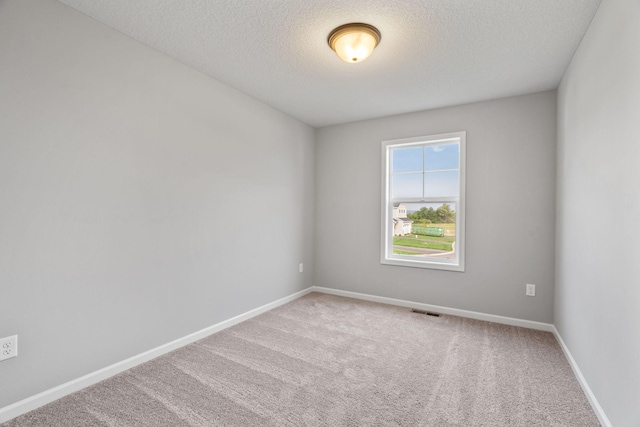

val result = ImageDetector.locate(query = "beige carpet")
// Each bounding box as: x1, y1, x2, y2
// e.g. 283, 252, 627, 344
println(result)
4, 293, 599, 426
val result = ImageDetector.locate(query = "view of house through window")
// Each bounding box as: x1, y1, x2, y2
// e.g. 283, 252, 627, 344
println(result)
381, 132, 465, 271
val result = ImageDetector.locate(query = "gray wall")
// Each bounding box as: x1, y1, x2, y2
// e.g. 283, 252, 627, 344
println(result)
315, 91, 557, 323
0, 0, 315, 408
555, 0, 640, 424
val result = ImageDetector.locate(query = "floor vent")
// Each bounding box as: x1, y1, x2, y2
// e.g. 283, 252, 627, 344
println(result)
411, 309, 441, 317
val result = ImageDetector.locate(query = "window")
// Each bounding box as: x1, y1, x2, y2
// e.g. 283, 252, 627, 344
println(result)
381, 131, 466, 271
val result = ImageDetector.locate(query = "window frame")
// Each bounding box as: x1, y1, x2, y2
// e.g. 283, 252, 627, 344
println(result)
380, 131, 466, 272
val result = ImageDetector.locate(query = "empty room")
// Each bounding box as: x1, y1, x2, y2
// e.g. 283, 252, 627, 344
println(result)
0, 0, 638, 425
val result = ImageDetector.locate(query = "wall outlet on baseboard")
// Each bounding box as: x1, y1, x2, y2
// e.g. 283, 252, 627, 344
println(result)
299, 263, 304, 273
0, 335, 18, 361
526, 284, 536, 297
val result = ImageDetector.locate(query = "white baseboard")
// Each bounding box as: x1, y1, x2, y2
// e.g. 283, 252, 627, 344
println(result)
0, 287, 314, 424
312, 286, 555, 332
552, 326, 612, 427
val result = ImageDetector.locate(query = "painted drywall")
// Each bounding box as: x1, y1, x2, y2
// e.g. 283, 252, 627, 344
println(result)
315, 91, 557, 323
555, 0, 640, 424
0, 0, 315, 408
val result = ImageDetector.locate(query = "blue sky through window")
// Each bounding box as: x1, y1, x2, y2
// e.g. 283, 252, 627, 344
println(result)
391, 173, 422, 198
392, 147, 422, 172
391, 143, 459, 199
424, 144, 458, 170
424, 170, 459, 197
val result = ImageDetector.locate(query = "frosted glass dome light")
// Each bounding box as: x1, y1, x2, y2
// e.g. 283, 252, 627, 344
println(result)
328, 23, 381, 63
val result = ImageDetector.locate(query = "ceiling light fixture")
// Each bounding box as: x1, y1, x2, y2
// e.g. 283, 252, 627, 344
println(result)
328, 23, 381, 63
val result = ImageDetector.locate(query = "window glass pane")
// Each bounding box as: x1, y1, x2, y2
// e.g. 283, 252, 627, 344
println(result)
424, 143, 459, 171
391, 173, 422, 198
424, 170, 459, 197
391, 202, 457, 261
392, 147, 423, 172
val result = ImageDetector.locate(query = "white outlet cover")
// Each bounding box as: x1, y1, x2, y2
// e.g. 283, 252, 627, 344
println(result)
0, 335, 18, 361
526, 284, 536, 297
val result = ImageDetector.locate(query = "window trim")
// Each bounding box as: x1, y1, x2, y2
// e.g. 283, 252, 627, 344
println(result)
380, 131, 466, 272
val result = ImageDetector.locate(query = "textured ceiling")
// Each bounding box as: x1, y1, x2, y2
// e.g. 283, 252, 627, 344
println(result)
56, 0, 601, 127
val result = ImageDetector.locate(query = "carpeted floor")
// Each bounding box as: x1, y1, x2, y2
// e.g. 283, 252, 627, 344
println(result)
4, 293, 599, 426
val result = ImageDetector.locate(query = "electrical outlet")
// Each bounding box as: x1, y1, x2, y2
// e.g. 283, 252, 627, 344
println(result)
299, 263, 304, 273
0, 335, 18, 361
526, 284, 536, 297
